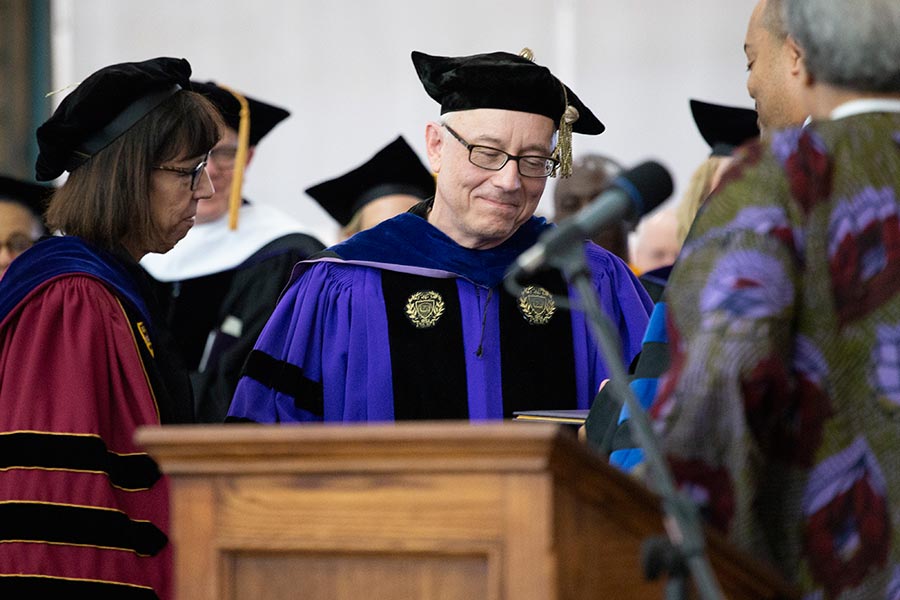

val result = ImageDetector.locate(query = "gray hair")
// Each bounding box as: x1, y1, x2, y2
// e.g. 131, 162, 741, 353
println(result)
785, 0, 900, 92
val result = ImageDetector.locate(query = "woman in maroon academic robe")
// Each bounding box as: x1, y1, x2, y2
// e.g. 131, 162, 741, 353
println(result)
0, 57, 221, 599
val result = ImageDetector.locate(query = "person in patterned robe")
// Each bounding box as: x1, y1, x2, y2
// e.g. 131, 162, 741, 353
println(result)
651, 1, 900, 597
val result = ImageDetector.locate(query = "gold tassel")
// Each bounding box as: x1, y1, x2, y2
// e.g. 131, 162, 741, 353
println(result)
515, 48, 578, 177
554, 85, 579, 178
216, 85, 251, 231
557, 105, 579, 178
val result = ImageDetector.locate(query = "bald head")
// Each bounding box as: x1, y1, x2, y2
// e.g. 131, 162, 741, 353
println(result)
630, 208, 681, 274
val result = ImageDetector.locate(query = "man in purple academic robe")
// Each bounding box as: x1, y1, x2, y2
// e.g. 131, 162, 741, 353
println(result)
228, 49, 652, 423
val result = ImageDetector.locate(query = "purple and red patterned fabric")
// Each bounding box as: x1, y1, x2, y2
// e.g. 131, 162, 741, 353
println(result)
653, 111, 900, 599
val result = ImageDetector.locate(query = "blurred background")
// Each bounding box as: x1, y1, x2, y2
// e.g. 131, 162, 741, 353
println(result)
1, 0, 756, 246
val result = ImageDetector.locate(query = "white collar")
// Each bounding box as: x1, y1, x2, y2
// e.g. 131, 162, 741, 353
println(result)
141, 203, 314, 281
830, 98, 900, 120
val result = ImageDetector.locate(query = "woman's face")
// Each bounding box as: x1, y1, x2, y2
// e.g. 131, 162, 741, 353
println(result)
145, 153, 214, 256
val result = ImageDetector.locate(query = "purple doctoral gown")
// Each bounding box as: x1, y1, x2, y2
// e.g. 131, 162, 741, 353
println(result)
228, 212, 652, 422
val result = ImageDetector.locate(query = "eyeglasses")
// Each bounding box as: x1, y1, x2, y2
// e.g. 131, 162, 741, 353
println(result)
208, 145, 239, 169
153, 154, 209, 190
0, 233, 35, 256
443, 124, 559, 178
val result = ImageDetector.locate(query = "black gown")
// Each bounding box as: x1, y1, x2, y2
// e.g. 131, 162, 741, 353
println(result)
147, 221, 324, 422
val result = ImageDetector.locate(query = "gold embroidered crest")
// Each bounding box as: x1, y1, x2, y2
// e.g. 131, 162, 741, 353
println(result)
136, 321, 154, 357
518, 285, 556, 325
405, 290, 445, 328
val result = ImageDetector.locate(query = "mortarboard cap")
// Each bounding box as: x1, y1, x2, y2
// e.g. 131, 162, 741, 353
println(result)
0, 175, 52, 218
189, 81, 290, 146
411, 49, 604, 177
189, 81, 289, 230
306, 136, 435, 227
36, 57, 191, 181
690, 99, 760, 157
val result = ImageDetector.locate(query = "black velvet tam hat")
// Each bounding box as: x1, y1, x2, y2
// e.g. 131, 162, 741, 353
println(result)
189, 81, 290, 145
412, 50, 604, 134
35, 57, 192, 181
306, 136, 435, 227
412, 49, 604, 176
0, 175, 52, 217
690, 99, 760, 157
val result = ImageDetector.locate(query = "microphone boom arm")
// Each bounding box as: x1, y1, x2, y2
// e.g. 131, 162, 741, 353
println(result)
553, 243, 724, 600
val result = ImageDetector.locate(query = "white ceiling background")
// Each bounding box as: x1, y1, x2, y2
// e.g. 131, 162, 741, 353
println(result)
52, 0, 756, 246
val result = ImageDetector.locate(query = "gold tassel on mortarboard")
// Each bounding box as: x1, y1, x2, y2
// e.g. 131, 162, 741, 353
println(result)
517, 47, 578, 177
555, 85, 579, 178
217, 85, 251, 230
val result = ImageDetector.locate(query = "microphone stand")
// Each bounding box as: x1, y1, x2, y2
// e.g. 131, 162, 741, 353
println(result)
523, 243, 724, 600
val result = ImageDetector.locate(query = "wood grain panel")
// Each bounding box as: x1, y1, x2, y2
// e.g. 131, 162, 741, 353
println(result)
139, 423, 800, 600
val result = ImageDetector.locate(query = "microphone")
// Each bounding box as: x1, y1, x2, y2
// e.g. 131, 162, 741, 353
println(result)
507, 158, 724, 599
511, 160, 674, 276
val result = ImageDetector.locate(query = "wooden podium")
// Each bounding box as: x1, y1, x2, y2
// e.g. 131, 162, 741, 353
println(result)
136, 423, 798, 600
